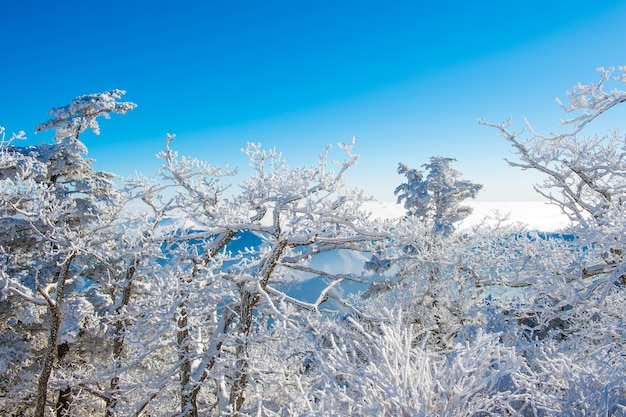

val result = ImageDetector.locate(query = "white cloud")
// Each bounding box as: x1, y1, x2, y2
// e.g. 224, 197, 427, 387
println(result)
463, 201, 571, 231
363, 200, 571, 232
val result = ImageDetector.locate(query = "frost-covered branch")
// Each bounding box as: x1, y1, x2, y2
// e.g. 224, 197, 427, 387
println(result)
556, 66, 626, 135
35, 89, 136, 141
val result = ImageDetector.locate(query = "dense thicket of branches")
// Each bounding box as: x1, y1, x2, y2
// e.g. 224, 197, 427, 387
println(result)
1, 67, 625, 416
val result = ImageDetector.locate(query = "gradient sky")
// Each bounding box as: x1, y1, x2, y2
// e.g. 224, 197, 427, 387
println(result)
2, 1, 626, 202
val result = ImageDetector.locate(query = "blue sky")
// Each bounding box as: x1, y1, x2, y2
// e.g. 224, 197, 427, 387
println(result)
2, 1, 626, 202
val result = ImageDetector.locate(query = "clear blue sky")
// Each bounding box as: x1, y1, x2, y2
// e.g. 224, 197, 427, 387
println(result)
2, 1, 626, 201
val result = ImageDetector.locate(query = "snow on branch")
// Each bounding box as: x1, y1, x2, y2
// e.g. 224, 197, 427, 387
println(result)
35, 89, 136, 141
556, 66, 626, 136
479, 67, 626, 227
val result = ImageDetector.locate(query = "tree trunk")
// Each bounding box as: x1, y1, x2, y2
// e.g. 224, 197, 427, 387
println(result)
229, 240, 285, 413
178, 301, 198, 417
106, 261, 137, 417
34, 253, 75, 417
178, 232, 236, 417
55, 342, 72, 417
229, 289, 258, 414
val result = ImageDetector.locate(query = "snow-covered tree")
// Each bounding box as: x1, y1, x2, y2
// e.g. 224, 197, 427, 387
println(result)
309, 310, 534, 416
361, 157, 484, 351
116, 136, 390, 416
0, 91, 137, 416
395, 156, 482, 236
479, 66, 626, 413
480, 66, 626, 319
340, 66, 626, 416
1, 92, 392, 416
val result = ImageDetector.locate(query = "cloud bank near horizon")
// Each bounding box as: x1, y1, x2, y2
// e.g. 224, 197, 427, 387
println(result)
364, 200, 571, 232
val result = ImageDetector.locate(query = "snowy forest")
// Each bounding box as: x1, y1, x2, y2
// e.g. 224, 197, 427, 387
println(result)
1, 67, 625, 417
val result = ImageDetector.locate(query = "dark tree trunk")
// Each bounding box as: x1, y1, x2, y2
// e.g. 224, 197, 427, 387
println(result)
55, 342, 72, 417
178, 301, 198, 417
229, 239, 286, 413
105, 261, 137, 417
34, 254, 75, 417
